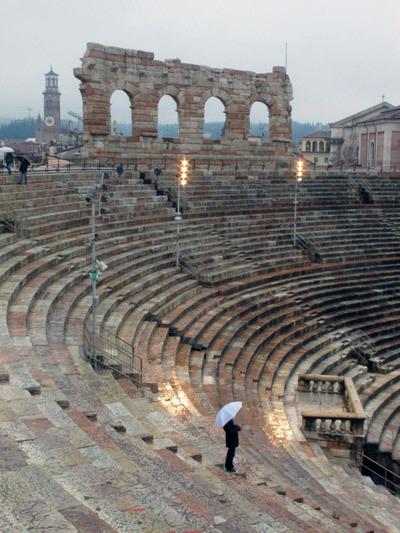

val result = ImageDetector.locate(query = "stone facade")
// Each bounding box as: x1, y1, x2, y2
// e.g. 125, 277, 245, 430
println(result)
299, 130, 331, 167
74, 43, 293, 165
329, 102, 398, 168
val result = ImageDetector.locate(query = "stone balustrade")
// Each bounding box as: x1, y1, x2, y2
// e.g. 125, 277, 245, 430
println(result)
298, 373, 366, 438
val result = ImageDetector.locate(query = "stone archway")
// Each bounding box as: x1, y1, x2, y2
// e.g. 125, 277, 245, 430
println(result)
75, 44, 293, 162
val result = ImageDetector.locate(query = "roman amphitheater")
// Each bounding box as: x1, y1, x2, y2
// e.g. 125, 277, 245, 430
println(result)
1, 44, 400, 532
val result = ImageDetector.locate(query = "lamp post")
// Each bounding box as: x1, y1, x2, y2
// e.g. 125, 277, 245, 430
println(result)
176, 157, 190, 267
86, 180, 109, 371
293, 159, 304, 246
86, 189, 98, 370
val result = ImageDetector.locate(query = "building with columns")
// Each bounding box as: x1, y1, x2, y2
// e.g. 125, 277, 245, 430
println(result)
329, 102, 400, 170
298, 130, 331, 167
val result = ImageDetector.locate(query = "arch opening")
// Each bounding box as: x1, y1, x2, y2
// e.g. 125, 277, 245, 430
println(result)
110, 90, 132, 136
249, 101, 269, 141
204, 97, 225, 140
158, 95, 179, 139
312, 141, 318, 152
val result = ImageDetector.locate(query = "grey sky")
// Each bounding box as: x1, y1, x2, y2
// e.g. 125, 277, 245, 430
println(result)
1, 0, 399, 124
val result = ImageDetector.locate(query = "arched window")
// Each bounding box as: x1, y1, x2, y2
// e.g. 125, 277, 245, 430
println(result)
370, 141, 375, 168
203, 97, 225, 139
249, 102, 269, 140
319, 141, 324, 152
306, 141, 311, 152
312, 141, 318, 152
158, 95, 179, 139
110, 90, 132, 136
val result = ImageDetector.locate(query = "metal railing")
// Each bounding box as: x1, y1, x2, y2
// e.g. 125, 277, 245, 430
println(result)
180, 252, 213, 284
2, 160, 114, 175
82, 322, 142, 384
358, 451, 400, 495
0, 218, 15, 233
295, 232, 322, 262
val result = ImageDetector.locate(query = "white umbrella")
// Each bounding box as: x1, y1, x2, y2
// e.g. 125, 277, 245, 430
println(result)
0, 147, 15, 153
215, 401, 242, 428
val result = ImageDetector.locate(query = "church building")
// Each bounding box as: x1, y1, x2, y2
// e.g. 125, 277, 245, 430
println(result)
329, 102, 400, 170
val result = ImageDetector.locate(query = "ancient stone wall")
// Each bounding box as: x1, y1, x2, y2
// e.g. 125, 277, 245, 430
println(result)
74, 43, 293, 165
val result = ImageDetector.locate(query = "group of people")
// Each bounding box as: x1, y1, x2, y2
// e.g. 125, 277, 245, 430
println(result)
2, 152, 31, 184
115, 163, 162, 183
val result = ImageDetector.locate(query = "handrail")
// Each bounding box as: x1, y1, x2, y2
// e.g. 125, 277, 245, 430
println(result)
82, 322, 142, 384
101, 326, 135, 357
295, 232, 321, 262
180, 252, 212, 283
359, 451, 400, 495
0, 218, 15, 233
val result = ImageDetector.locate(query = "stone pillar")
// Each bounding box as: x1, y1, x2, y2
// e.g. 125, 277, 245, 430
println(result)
225, 98, 250, 142
80, 82, 110, 137
134, 92, 158, 141
268, 67, 292, 146
178, 88, 205, 147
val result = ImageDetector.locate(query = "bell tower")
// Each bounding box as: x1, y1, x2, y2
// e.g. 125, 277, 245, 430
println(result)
41, 67, 61, 143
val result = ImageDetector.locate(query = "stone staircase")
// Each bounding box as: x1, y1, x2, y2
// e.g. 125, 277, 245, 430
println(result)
0, 169, 400, 531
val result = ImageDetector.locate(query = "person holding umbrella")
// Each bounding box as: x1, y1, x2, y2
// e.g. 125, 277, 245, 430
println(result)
224, 418, 241, 472
215, 401, 242, 473
4, 152, 14, 174
0, 146, 15, 174
16, 155, 31, 184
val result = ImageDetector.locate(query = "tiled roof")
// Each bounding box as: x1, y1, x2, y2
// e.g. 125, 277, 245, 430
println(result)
301, 130, 331, 139
329, 102, 394, 127
377, 106, 400, 120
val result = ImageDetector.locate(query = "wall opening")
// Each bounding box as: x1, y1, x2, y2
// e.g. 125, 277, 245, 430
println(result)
110, 90, 132, 136
312, 141, 318, 152
319, 141, 324, 152
158, 95, 179, 139
249, 101, 269, 140
204, 97, 225, 140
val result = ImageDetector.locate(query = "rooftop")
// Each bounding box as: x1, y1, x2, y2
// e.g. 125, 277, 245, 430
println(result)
301, 130, 331, 140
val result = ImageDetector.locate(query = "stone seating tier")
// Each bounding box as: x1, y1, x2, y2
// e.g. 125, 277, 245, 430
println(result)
1, 169, 400, 531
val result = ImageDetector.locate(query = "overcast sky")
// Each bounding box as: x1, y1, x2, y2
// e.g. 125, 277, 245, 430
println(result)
1, 0, 399, 125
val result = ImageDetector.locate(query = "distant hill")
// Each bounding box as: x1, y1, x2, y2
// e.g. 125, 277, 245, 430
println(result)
114, 121, 329, 144
0, 117, 329, 143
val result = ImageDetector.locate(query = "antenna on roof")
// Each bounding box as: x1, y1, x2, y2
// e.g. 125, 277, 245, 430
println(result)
285, 41, 288, 71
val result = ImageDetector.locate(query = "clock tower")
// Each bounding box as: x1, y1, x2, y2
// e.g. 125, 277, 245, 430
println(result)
40, 67, 61, 143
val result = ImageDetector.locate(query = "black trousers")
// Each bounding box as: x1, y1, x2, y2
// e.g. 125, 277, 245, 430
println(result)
225, 447, 236, 471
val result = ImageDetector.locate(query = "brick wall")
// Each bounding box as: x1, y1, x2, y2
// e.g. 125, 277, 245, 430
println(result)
74, 43, 293, 166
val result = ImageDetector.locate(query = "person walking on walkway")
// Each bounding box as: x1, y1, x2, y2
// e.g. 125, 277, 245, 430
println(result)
5, 152, 14, 174
116, 163, 124, 176
18, 156, 30, 184
223, 418, 241, 472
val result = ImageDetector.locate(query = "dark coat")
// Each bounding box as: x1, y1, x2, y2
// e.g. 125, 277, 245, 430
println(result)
223, 419, 241, 448
19, 159, 30, 172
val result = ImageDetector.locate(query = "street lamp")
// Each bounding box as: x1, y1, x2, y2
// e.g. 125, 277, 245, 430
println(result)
293, 159, 304, 246
176, 157, 190, 267
86, 183, 109, 371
